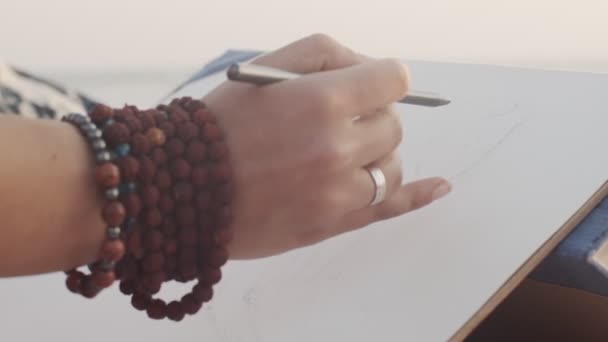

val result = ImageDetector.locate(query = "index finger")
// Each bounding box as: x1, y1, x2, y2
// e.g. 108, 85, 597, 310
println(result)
301, 58, 410, 117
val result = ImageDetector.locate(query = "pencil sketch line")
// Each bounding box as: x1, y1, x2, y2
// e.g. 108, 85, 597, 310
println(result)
452, 119, 526, 180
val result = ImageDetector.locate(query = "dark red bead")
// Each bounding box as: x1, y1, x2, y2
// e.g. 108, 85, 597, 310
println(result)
185, 141, 206, 163
161, 217, 177, 236
170, 158, 191, 179
191, 166, 209, 188
178, 262, 197, 281
203, 123, 222, 142
139, 156, 156, 183
173, 182, 194, 203
178, 96, 193, 107
92, 270, 116, 288
101, 240, 126, 261
154, 169, 172, 189
124, 116, 143, 133
209, 142, 227, 160
143, 272, 165, 294
123, 192, 142, 216
142, 252, 165, 272
143, 229, 164, 251
193, 283, 214, 303
187, 99, 205, 112
199, 230, 213, 247
66, 271, 84, 293
89, 104, 113, 125
112, 108, 131, 122
178, 226, 198, 246
102, 201, 126, 226
138, 112, 156, 131
131, 292, 151, 311
198, 212, 215, 231
166, 301, 185, 322
195, 190, 211, 210
214, 228, 234, 245
165, 138, 185, 159
159, 193, 175, 214
177, 122, 199, 141
176, 205, 196, 225
169, 106, 189, 124
151, 147, 168, 165
163, 239, 178, 255
119, 279, 135, 295
95, 163, 121, 188
131, 133, 151, 156
141, 184, 160, 207
191, 109, 215, 126
81, 277, 102, 298
207, 247, 229, 268
211, 162, 231, 182
103, 122, 130, 146
127, 230, 144, 258
159, 121, 176, 138
180, 293, 202, 314
178, 247, 197, 264
202, 268, 222, 285
144, 208, 162, 227
216, 205, 233, 228
214, 183, 233, 203
118, 156, 140, 181
118, 255, 138, 279
164, 254, 177, 274
153, 110, 168, 124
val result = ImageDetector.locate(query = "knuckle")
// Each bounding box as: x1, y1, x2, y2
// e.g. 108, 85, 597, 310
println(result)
318, 140, 352, 170
383, 58, 410, 96
306, 33, 339, 52
313, 86, 344, 114
389, 113, 404, 145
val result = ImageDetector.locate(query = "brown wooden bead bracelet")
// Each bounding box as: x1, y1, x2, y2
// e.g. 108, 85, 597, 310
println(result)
63, 97, 234, 321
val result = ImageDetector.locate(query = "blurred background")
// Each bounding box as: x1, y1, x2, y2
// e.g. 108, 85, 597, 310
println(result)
2, 0, 607, 105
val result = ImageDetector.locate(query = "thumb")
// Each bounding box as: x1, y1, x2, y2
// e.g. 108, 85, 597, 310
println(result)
251, 34, 370, 74
331, 177, 452, 236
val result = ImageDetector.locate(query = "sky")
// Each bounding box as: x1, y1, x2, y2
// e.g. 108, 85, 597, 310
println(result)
1, 0, 607, 72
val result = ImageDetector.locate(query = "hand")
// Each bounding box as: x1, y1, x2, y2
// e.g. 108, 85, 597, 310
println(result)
203, 34, 451, 259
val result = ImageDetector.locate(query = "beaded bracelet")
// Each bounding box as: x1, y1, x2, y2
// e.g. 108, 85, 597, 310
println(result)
62, 113, 128, 298
66, 98, 234, 321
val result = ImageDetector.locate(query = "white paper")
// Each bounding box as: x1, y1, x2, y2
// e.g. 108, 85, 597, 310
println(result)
2, 61, 607, 342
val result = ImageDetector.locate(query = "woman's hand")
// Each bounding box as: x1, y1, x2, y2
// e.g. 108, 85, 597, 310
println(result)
204, 34, 451, 259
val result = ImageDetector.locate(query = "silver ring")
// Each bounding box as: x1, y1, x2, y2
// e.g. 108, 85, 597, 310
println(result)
366, 166, 387, 206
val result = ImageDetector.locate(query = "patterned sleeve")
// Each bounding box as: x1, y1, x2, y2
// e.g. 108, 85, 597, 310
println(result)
0, 61, 96, 120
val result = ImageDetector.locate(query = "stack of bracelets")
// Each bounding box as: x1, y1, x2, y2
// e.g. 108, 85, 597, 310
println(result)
60, 96, 233, 321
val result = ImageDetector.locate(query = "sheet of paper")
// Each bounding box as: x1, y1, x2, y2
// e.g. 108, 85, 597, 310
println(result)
2, 61, 607, 342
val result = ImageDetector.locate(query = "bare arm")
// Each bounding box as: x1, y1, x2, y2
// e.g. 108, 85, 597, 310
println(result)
0, 115, 104, 276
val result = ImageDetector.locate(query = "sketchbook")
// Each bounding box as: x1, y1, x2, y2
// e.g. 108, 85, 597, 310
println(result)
1, 52, 608, 342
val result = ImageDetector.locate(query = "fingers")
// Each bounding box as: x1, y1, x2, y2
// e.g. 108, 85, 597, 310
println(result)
252, 34, 372, 73
332, 177, 452, 236
347, 152, 404, 211
287, 58, 410, 118
350, 109, 403, 167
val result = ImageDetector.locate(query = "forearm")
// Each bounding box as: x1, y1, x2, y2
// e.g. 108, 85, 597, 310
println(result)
0, 115, 104, 276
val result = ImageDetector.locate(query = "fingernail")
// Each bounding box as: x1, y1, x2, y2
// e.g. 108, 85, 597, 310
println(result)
431, 182, 452, 201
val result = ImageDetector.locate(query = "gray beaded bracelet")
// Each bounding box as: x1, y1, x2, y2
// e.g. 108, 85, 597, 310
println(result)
61, 113, 128, 298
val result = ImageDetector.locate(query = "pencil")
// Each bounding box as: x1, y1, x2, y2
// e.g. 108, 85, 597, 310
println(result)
226, 63, 450, 107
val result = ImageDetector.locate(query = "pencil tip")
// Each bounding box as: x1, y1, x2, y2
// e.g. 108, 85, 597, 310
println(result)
438, 99, 451, 106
